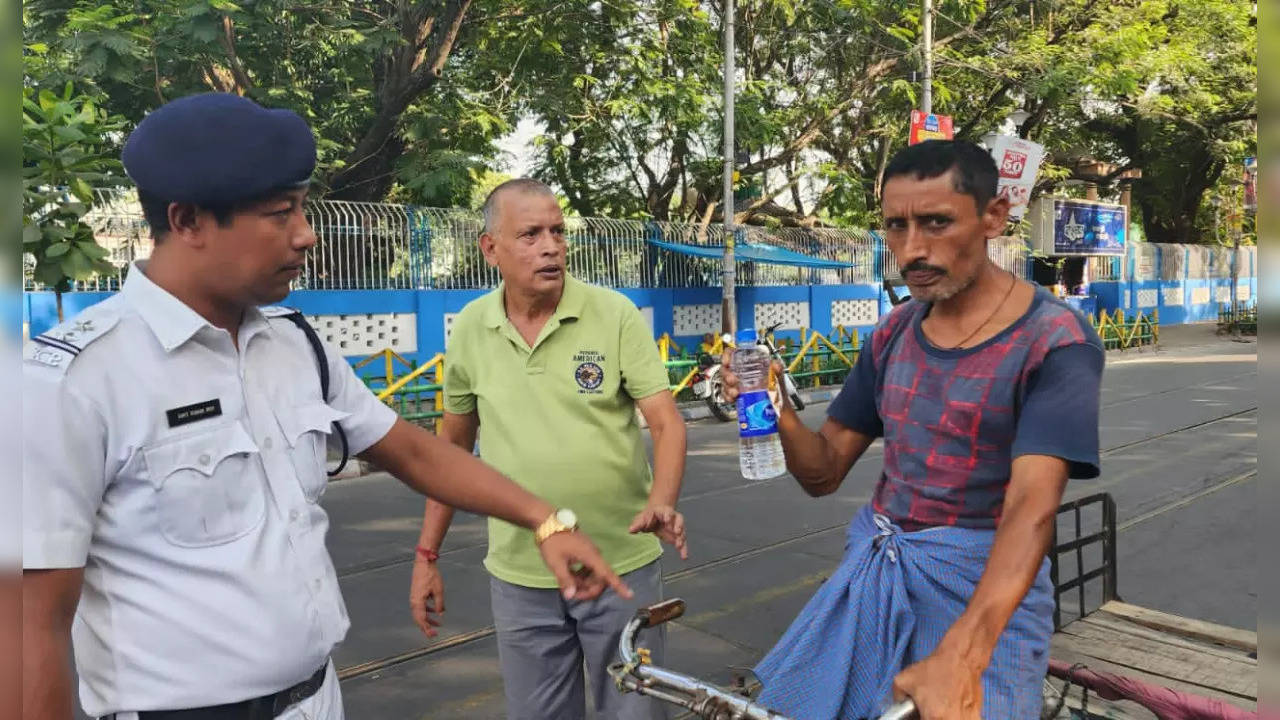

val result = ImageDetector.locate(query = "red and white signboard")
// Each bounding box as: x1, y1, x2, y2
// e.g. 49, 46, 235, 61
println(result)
909, 110, 954, 145
985, 135, 1045, 221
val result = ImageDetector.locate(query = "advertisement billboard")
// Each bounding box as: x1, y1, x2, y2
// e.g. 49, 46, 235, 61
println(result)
983, 135, 1045, 221
909, 111, 954, 145
1028, 198, 1127, 256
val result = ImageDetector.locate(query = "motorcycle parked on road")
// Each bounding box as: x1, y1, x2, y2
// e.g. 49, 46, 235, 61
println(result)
689, 322, 806, 422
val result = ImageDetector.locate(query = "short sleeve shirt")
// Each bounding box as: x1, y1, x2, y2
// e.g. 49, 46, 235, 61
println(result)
827, 287, 1104, 531
443, 274, 670, 588
22, 263, 398, 716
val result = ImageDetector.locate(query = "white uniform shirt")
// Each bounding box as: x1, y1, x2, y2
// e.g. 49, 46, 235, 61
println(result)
23, 263, 399, 716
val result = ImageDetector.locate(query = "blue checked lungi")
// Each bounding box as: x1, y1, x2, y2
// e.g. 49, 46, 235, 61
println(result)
754, 505, 1054, 720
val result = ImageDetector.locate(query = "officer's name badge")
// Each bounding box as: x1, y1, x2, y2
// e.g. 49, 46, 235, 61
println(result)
166, 399, 223, 428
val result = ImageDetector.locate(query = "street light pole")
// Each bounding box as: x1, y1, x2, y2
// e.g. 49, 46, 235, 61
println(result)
721, 0, 737, 336
1231, 217, 1241, 338
922, 0, 933, 114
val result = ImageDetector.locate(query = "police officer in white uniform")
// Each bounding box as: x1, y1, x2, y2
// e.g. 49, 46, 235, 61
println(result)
22, 92, 632, 720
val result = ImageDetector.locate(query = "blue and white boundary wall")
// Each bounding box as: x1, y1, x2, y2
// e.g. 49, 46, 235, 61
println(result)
22, 243, 1259, 371
24, 243, 1257, 369
1086, 243, 1257, 325
23, 284, 890, 369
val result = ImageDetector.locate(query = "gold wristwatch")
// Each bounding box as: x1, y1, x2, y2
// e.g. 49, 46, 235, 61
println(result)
534, 508, 579, 545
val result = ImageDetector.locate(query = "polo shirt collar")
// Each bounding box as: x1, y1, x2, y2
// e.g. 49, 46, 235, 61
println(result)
482, 273, 586, 329
122, 260, 268, 352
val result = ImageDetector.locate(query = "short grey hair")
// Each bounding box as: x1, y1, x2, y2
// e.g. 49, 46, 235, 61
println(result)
481, 178, 557, 234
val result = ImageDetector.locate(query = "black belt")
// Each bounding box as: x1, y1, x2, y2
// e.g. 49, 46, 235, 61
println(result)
103, 662, 329, 720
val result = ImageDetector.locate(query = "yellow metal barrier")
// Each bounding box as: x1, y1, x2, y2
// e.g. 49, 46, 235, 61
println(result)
786, 328, 856, 373
354, 348, 415, 389
1090, 308, 1158, 350
832, 325, 858, 346
670, 366, 701, 396
657, 333, 685, 363
375, 352, 446, 432
377, 353, 445, 401
365, 325, 869, 413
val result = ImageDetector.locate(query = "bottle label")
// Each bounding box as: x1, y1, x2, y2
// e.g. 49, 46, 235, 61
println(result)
736, 390, 779, 438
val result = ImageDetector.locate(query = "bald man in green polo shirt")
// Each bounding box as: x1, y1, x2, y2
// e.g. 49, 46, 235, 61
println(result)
409, 179, 688, 720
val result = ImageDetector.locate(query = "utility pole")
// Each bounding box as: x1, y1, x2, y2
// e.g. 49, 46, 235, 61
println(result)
1230, 187, 1242, 339
1231, 217, 1241, 338
721, 0, 737, 337
922, 0, 933, 114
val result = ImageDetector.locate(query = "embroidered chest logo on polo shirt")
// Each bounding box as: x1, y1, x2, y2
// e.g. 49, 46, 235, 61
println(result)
572, 350, 606, 393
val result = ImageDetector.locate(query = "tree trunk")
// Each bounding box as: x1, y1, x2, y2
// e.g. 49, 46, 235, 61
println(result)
326, 135, 408, 204
325, 0, 474, 202
1134, 149, 1222, 244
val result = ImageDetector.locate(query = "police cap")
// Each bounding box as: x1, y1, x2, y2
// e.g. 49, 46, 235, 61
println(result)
122, 93, 316, 206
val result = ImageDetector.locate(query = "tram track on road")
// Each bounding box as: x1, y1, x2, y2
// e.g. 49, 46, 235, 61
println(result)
334, 393, 1256, 583
335, 401, 1257, 683
335, 519, 857, 681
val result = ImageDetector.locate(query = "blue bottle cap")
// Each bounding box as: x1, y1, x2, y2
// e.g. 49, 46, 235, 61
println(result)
735, 328, 758, 344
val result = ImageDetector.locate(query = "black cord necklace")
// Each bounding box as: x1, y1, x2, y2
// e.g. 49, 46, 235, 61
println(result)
935, 270, 1017, 350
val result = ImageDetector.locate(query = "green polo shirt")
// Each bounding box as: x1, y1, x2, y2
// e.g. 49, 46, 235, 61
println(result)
443, 274, 672, 588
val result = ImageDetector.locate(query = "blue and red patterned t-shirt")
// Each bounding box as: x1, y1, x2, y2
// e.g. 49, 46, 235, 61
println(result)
828, 287, 1105, 531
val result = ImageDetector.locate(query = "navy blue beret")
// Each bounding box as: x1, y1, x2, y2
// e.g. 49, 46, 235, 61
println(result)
122, 93, 316, 206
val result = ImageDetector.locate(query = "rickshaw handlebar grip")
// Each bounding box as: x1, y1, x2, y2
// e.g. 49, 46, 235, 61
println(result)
638, 598, 685, 628
618, 599, 918, 720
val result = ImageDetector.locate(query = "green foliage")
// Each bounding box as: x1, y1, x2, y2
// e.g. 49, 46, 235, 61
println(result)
23, 0, 1256, 242
22, 82, 128, 299
23, 0, 504, 206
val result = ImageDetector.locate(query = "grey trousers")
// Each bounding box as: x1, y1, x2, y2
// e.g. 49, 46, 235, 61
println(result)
489, 560, 669, 720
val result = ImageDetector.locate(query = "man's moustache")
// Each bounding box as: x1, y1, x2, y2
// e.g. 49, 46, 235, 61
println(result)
901, 262, 947, 276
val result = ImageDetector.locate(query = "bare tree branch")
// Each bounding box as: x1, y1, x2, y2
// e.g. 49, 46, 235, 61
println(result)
218, 15, 253, 94
328, 0, 475, 200
199, 62, 233, 93
734, 15, 986, 181
955, 81, 1014, 138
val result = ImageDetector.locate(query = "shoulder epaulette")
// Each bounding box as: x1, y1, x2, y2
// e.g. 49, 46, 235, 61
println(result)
24, 309, 120, 373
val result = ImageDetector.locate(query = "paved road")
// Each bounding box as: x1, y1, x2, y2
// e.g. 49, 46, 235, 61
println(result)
321, 325, 1256, 719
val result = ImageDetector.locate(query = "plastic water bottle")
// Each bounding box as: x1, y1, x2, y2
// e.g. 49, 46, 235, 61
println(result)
733, 329, 787, 480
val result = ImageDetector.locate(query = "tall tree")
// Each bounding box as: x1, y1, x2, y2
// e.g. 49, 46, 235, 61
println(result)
24, 0, 1255, 243
22, 0, 510, 205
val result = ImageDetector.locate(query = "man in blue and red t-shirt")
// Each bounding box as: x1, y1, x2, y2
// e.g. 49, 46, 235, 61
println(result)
723, 139, 1104, 720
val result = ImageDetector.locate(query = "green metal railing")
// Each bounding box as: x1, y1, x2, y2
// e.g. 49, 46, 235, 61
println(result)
1217, 303, 1257, 335
1090, 309, 1159, 351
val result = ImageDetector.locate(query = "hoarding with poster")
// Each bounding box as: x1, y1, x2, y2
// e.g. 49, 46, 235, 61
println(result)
983, 135, 1045, 221
1028, 198, 1127, 256
909, 110, 954, 145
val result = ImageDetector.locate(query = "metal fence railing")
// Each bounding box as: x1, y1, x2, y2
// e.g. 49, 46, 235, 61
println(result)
302, 200, 416, 290
1084, 242, 1257, 286
1088, 255, 1124, 282
25, 188, 154, 292
27, 188, 1032, 292
987, 237, 1030, 280
879, 235, 1030, 283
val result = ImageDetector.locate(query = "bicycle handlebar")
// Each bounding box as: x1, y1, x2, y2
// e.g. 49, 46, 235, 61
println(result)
609, 599, 918, 720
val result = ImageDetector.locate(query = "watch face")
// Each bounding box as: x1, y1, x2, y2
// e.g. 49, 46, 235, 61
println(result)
556, 508, 577, 527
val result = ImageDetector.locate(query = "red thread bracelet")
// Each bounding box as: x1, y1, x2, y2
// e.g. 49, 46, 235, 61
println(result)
416, 546, 439, 562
